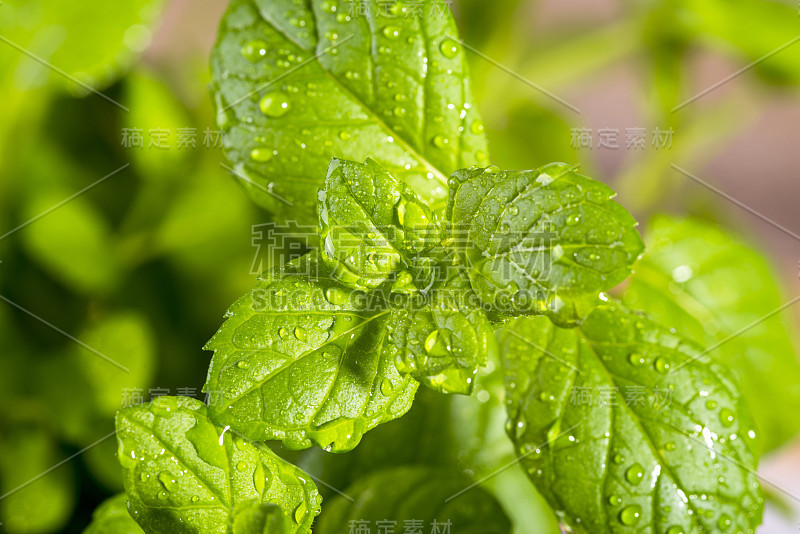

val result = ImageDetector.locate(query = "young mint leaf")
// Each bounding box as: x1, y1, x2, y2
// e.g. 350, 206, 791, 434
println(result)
211, 0, 488, 222
83, 494, 144, 534
623, 215, 800, 452
231, 501, 290, 534
204, 253, 418, 452
316, 467, 512, 534
500, 302, 764, 533
446, 163, 644, 326
319, 158, 439, 291
391, 265, 496, 395
116, 396, 320, 534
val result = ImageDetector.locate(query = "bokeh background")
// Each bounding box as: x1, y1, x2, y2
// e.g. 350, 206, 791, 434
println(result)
1, 0, 799, 532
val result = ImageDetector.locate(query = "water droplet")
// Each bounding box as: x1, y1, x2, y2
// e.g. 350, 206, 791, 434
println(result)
279, 327, 292, 340
565, 214, 581, 226
237, 360, 250, 370
236, 461, 248, 473
380, 378, 394, 396
439, 38, 459, 58
294, 502, 307, 523
241, 40, 268, 62
706, 400, 718, 410
260, 91, 291, 118
628, 353, 645, 366
382, 25, 401, 39
158, 491, 168, 501
190, 495, 199, 503
654, 357, 670, 374
424, 330, 440, 354
250, 147, 273, 162
608, 494, 622, 506
619, 505, 642, 526
665, 441, 677, 451
667, 527, 685, 534
625, 463, 644, 485
432, 134, 449, 148
719, 408, 735, 427
339, 131, 352, 141
470, 119, 484, 135
508, 205, 519, 216
717, 515, 732, 530
295, 326, 308, 341
158, 471, 177, 492
325, 287, 348, 305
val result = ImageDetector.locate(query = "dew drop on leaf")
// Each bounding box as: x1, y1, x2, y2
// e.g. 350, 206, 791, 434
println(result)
628, 353, 645, 366
431, 134, 449, 148
325, 287, 348, 305
470, 119, 485, 135
295, 326, 308, 341
439, 38, 459, 58
241, 40, 268, 62
236, 461, 248, 473
625, 463, 644, 485
667, 526, 685, 534
619, 505, 642, 526
250, 147, 273, 162
260, 91, 291, 118
279, 327, 292, 340
382, 25, 401, 39
719, 408, 735, 427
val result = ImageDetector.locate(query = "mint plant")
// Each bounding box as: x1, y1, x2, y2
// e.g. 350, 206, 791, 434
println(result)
82, 1, 792, 533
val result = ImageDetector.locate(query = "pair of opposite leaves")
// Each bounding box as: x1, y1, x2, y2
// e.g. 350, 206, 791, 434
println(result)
115, 0, 766, 531
201, 157, 764, 534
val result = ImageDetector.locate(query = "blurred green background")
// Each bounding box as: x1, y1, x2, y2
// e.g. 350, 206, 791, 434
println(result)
1, 0, 800, 532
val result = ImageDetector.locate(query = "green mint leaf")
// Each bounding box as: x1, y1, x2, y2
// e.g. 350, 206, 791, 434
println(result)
232, 501, 290, 534
623, 215, 800, 452
319, 158, 439, 291
446, 163, 644, 325
391, 265, 496, 394
500, 302, 763, 533
116, 396, 320, 533
316, 467, 512, 534
211, 0, 488, 222
204, 253, 418, 452
83, 494, 144, 534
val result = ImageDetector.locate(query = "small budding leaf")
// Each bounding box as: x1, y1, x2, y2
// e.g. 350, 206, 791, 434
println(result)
500, 302, 763, 534
82, 494, 144, 534
211, 0, 488, 222
115, 396, 320, 534
446, 163, 644, 325
319, 158, 439, 291
390, 265, 496, 395
204, 253, 418, 452
231, 501, 290, 534
316, 467, 512, 534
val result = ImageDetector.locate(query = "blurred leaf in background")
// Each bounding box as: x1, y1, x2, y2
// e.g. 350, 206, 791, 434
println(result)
624, 216, 800, 453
